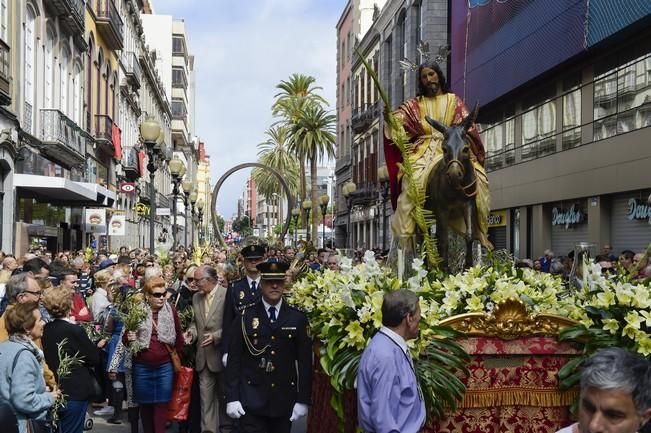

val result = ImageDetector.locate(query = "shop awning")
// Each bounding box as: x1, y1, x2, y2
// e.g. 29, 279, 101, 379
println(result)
14, 174, 114, 207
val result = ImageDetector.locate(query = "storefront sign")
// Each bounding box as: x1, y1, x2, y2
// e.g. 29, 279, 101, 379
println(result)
134, 202, 149, 216
487, 210, 507, 227
108, 212, 126, 236
626, 199, 651, 224
552, 205, 586, 229
85, 208, 106, 234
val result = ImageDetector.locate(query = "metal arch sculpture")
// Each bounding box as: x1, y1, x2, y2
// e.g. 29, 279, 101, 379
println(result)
211, 162, 295, 247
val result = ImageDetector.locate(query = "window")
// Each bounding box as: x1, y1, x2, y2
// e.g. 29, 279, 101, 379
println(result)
24, 6, 35, 132
399, 11, 407, 101
0, 0, 7, 41
172, 67, 187, 88
171, 98, 187, 119
45, 28, 55, 108
562, 88, 581, 149
172, 36, 185, 55
414, 2, 423, 59
73, 63, 82, 125
60, 48, 69, 116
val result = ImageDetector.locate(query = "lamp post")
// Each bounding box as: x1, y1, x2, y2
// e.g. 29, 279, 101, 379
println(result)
378, 164, 390, 251
181, 180, 192, 249
319, 194, 329, 248
197, 198, 205, 246
302, 199, 312, 243
189, 189, 198, 247
342, 180, 357, 251
139, 117, 162, 254
291, 207, 300, 247
169, 158, 185, 252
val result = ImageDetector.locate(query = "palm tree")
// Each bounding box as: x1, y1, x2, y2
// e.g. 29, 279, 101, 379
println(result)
272, 74, 328, 230
253, 126, 299, 237
286, 103, 336, 242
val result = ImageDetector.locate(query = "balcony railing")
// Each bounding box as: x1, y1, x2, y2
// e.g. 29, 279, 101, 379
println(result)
94, 114, 113, 143
39, 109, 86, 168
352, 101, 380, 133
122, 146, 140, 180
47, 0, 85, 34
124, 52, 141, 88
94, 0, 123, 50
0, 39, 10, 105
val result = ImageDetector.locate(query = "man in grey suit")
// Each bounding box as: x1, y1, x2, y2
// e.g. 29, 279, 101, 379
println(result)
186, 265, 230, 433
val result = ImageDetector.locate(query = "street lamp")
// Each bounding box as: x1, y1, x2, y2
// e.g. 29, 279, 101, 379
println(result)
197, 198, 205, 246
319, 193, 329, 248
190, 189, 198, 248
182, 179, 192, 249
302, 199, 312, 243
378, 164, 390, 251
342, 180, 357, 251
139, 117, 162, 254
291, 207, 300, 247
169, 158, 185, 252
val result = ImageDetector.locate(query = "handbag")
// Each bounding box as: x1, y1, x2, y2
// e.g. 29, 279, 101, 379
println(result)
0, 349, 52, 433
164, 343, 183, 373
166, 366, 194, 422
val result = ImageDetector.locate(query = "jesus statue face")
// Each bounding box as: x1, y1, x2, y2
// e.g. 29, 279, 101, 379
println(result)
419, 66, 443, 97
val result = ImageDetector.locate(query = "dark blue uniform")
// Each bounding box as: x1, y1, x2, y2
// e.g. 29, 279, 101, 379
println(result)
224, 300, 312, 433
222, 278, 261, 353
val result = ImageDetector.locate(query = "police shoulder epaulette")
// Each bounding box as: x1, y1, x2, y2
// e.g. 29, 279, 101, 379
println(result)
284, 303, 307, 314
237, 301, 258, 314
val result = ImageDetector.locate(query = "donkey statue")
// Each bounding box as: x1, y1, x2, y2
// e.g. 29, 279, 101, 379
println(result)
425, 105, 483, 272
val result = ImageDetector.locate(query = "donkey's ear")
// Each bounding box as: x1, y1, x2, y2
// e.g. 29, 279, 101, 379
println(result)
463, 102, 480, 131
426, 116, 447, 134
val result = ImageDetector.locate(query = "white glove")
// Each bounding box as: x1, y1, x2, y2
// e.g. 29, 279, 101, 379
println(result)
222, 353, 228, 367
289, 403, 308, 422
226, 401, 245, 419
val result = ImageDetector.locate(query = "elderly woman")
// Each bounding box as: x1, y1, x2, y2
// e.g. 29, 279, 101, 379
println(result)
41, 287, 101, 433
125, 277, 184, 433
0, 302, 59, 433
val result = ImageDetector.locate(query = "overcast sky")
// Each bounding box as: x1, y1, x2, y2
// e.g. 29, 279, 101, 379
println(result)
151, 0, 347, 220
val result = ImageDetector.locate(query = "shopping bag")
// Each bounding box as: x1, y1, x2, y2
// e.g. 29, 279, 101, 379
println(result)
167, 366, 194, 421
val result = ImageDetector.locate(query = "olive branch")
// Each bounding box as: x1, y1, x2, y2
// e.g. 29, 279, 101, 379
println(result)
52, 338, 83, 428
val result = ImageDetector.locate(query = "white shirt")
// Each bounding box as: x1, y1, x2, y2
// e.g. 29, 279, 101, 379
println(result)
247, 276, 261, 290
379, 326, 409, 355
262, 298, 282, 321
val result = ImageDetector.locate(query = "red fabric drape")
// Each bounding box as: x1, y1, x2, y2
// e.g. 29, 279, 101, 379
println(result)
112, 123, 122, 160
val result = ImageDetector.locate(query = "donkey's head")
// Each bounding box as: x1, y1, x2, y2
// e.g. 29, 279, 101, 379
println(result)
426, 103, 479, 184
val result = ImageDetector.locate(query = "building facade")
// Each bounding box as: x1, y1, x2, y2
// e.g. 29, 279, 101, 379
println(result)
451, 0, 651, 259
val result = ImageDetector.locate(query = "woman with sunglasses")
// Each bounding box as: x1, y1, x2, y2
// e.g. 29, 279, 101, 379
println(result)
173, 265, 199, 312
125, 277, 184, 433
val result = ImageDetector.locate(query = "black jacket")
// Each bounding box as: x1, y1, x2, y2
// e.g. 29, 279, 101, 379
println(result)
42, 319, 101, 401
222, 278, 261, 352
224, 300, 312, 417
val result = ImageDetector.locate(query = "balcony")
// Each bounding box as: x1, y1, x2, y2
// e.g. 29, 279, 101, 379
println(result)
0, 40, 10, 106
46, 0, 85, 36
93, 114, 115, 156
352, 102, 380, 133
122, 146, 140, 181
124, 52, 141, 89
157, 192, 170, 209
38, 109, 86, 169
94, 0, 123, 50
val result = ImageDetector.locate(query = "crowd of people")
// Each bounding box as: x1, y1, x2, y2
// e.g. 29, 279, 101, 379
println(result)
0, 240, 648, 433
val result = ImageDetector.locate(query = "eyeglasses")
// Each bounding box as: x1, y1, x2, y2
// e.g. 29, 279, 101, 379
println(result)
22, 290, 43, 297
186, 277, 195, 282
150, 292, 166, 298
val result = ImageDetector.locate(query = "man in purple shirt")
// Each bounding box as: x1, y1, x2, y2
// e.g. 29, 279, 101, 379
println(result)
357, 290, 426, 433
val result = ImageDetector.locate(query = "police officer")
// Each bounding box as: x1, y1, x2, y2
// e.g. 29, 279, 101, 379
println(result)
222, 243, 266, 366
224, 261, 312, 433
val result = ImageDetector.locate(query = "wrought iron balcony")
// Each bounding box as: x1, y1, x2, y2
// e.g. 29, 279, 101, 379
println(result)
157, 192, 170, 209
46, 0, 85, 36
0, 40, 10, 106
38, 109, 86, 169
124, 52, 141, 88
351, 102, 380, 133
122, 146, 140, 180
94, 0, 123, 50
93, 114, 115, 156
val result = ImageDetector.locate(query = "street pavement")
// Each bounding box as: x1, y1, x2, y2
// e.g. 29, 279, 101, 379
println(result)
91, 412, 308, 433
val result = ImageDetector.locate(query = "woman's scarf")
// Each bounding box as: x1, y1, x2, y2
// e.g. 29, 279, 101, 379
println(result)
136, 302, 176, 348
9, 333, 44, 363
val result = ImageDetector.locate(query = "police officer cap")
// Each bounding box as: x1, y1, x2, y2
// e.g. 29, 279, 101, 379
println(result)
241, 244, 266, 259
256, 260, 289, 280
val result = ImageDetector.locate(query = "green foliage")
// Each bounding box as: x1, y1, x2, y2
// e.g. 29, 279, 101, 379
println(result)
232, 215, 253, 236
215, 214, 225, 233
